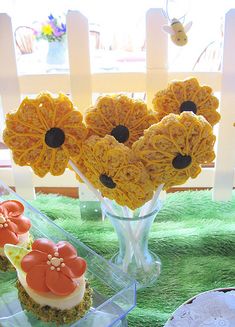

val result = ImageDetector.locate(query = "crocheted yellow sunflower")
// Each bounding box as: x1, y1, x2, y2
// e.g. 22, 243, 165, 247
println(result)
74, 135, 154, 210
152, 77, 220, 126
3, 93, 88, 177
133, 112, 216, 190
85, 94, 158, 147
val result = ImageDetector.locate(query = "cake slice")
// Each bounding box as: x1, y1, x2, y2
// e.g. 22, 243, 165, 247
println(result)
4, 238, 92, 325
0, 200, 31, 271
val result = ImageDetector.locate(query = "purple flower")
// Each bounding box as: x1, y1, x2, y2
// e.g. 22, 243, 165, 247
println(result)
36, 14, 66, 40
61, 23, 66, 33
48, 14, 54, 21
33, 29, 39, 36
53, 27, 63, 37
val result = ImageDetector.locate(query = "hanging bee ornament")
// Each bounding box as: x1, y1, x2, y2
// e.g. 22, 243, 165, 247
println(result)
163, 18, 193, 46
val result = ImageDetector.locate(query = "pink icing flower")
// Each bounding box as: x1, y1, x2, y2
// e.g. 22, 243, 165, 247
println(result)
0, 200, 31, 247
21, 238, 87, 296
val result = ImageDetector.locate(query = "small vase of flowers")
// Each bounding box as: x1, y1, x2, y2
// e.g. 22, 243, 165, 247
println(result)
35, 14, 67, 65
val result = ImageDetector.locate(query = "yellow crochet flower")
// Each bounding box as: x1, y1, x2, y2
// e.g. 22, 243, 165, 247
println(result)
74, 135, 155, 210
85, 94, 158, 147
3, 93, 87, 177
152, 78, 220, 126
133, 112, 216, 190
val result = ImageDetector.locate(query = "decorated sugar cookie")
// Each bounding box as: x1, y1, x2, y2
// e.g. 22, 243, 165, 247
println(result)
85, 94, 158, 147
3, 93, 88, 177
73, 135, 155, 210
4, 239, 92, 325
152, 78, 220, 126
133, 112, 216, 190
0, 200, 31, 271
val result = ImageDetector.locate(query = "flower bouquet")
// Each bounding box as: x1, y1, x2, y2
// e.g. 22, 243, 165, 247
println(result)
3, 77, 220, 288
34, 14, 67, 65
35, 14, 66, 43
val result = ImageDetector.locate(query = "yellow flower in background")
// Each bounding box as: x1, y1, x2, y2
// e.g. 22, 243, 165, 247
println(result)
73, 135, 155, 210
3, 93, 88, 177
152, 78, 220, 126
133, 112, 216, 190
85, 94, 158, 147
42, 24, 53, 36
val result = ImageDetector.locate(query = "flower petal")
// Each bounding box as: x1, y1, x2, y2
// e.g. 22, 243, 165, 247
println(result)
31, 148, 53, 177
50, 148, 69, 176
18, 97, 48, 130
168, 122, 187, 153
62, 136, 83, 159
7, 220, 18, 233
65, 257, 87, 278
170, 81, 185, 104
183, 78, 200, 99
5, 111, 43, 135
85, 111, 113, 134
35, 93, 55, 128
58, 110, 83, 128
153, 89, 179, 118
106, 148, 129, 173
64, 125, 88, 142
54, 94, 74, 126
1, 200, 24, 216
26, 264, 49, 293
197, 96, 220, 126
193, 86, 212, 106
57, 241, 77, 260
0, 228, 18, 247
11, 144, 44, 167
21, 250, 48, 272
115, 164, 141, 183
9, 216, 31, 234
3, 131, 41, 150
32, 238, 57, 254
46, 269, 76, 296
188, 163, 201, 178
97, 96, 118, 126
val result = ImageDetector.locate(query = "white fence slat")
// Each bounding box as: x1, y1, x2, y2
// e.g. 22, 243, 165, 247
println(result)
146, 8, 168, 109
213, 9, 235, 201
67, 11, 92, 112
78, 183, 98, 201
0, 13, 35, 200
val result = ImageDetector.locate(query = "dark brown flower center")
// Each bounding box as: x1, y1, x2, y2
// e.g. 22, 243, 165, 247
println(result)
99, 174, 116, 189
111, 125, 129, 143
172, 154, 192, 169
45, 128, 65, 148
180, 101, 197, 114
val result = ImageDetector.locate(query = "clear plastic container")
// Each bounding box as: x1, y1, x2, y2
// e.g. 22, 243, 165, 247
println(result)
0, 181, 136, 327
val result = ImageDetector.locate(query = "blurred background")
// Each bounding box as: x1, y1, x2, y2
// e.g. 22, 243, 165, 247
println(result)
0, 0, 234, 74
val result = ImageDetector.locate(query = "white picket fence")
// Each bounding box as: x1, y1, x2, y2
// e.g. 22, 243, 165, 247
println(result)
0, 8, 235, 201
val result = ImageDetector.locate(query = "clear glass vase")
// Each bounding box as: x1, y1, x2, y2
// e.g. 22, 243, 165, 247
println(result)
102, 199, 162, 289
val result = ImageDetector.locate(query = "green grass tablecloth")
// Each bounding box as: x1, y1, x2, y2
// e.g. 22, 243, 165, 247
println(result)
27, 190, 235, 326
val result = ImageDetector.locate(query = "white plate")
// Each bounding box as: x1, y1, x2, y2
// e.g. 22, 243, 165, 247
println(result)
165, 288, 235, 327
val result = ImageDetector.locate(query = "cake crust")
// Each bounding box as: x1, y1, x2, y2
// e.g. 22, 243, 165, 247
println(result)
17, 280, 93, 325
0, 255, 15, 272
